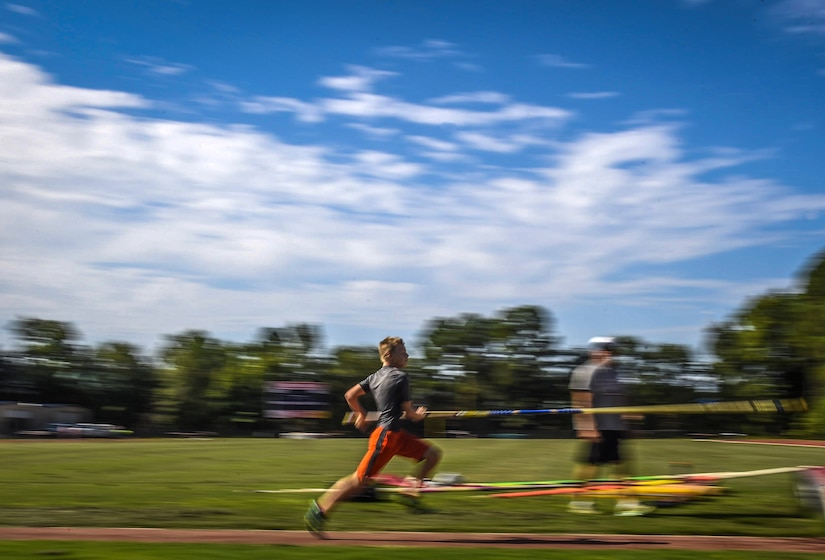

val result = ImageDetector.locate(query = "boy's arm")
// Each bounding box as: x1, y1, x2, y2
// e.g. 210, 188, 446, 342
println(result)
344, 383, 368, 430
401, 400, 427, 422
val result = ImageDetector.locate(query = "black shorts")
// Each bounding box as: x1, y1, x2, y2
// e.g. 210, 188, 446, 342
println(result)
580, 430, 625, 465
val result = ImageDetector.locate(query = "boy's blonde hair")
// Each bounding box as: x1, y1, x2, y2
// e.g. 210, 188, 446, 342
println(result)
379, 336, 405, 360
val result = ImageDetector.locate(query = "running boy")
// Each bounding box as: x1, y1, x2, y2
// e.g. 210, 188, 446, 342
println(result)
304, 336, 442, 536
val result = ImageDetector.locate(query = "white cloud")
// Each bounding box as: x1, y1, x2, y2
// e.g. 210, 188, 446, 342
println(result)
455, 131, 524, 153
248, 91, 571, 128
242, 66, 572, 129
406, 135, 459, 152
240, 96, 324, 122
430, 91, 511, 105
125, 56, 194, 77
318, 65, 397, 92
771, 0, 825, 36
375, 39, 463, 61
5, 3, 38, 16
347, 122, 399, 138
568, 91, 620, 100
536, 53, 589, 69
351, 150, 424, 180
0, 32, 18, 44
2, 52, 825, 351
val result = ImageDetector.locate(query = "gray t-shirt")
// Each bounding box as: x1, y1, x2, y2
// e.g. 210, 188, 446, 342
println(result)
569, 361, 625, 431
359, 366, 411, 430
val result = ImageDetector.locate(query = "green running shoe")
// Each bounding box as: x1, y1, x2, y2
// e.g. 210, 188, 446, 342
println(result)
303, 500, 327, 537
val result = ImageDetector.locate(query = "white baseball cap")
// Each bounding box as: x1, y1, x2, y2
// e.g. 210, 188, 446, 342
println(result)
588, 337, 617, 351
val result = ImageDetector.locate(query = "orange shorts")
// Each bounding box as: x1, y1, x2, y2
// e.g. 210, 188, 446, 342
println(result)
355, 426, 431, 481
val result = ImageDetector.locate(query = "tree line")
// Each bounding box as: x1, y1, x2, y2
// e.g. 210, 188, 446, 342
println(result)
2, 251, 823, 438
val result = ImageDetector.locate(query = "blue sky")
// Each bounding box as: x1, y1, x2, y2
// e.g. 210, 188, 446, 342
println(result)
1, 0, 824, 355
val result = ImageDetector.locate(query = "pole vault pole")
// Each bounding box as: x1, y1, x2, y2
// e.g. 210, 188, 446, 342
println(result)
341, 397, 807, 425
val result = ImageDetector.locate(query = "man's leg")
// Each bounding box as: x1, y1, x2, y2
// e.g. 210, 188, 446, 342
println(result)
574, 462, 599, 481
610, 436, 654, 516
569, 442, 601, 514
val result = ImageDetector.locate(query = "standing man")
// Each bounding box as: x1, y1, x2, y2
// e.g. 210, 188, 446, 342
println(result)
303, 336, 442, 536
567, 336, 653, 516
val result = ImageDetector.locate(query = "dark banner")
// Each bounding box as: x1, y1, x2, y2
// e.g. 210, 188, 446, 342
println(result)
263, 381, 331, 419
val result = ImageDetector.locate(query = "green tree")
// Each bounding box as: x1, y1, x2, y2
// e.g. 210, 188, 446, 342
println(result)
795, 251, 825, 436
227, 324, 329, 435
207, 341, 270, 434
156, 330, 228, 431
419, 305, 562, 434
0, 349, 27, 401
708, 250, 825, 436
615, 337, 717, 434
93, 342, 157, 430
7, 317, 90, 405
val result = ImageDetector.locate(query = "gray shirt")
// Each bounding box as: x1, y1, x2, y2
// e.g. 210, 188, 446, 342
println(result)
359, 366, 411, 430
569, 361, 626, 431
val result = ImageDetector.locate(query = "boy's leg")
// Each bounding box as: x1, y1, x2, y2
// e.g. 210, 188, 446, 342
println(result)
306, 427, 388, 532
391, 437, 441, 513
412, 445, 442, 484
317, 472, 364, 514
305, 472, 366, 537
392, 433, 441, 486
303, 499, 326, 537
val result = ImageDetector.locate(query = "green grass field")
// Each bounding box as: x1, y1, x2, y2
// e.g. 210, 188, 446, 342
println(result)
1, 437, 823, 559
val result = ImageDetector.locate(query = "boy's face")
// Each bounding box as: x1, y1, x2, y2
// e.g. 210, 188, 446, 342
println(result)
388, 343, 409, 367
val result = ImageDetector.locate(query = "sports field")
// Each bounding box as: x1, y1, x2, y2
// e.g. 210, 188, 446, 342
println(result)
0, 437, 823, 558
